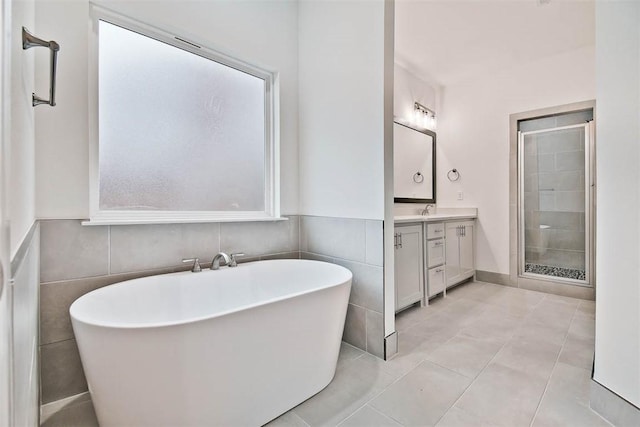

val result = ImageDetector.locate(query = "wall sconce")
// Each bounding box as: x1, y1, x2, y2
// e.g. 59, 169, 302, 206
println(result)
414, 102, 436, 130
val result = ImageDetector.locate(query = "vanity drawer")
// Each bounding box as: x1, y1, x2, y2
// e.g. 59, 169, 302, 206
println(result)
427, 238, 445, 267
428, 265, 446, 297
426, 222, 445, 239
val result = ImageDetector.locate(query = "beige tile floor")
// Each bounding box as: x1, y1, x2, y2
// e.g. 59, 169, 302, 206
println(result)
42, 281, 609, 427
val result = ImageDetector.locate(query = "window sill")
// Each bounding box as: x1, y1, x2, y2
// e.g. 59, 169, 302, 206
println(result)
82, 214, 288, 226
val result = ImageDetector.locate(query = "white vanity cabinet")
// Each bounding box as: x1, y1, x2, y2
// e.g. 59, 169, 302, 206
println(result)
394, 224, 425, 311
445, 220, 475, 287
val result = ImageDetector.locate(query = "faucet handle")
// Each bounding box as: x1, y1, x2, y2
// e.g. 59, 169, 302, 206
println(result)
229, 253, 245, 267
182, 258, 202, 273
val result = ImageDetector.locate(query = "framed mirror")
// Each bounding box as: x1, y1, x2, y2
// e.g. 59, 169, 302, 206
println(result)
393, 121, 436, 203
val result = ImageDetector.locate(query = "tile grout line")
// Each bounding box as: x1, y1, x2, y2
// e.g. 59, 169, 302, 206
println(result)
292, 348, 390, 427
288, 410, 310, 427
350, 359, 430, 426
300, 250, 382, 269
352, 286, 518, 426
432, 290, 548, 425
528, 300, 580, 427
336, 402, 400, 427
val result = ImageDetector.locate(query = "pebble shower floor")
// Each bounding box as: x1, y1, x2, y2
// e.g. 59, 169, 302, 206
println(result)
524, 263, 586, 281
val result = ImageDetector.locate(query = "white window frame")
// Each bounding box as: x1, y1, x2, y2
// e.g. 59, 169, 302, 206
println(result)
86, 5, 280, 225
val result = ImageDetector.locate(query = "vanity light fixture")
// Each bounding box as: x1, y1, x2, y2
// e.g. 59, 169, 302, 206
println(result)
414, 102, 436, 130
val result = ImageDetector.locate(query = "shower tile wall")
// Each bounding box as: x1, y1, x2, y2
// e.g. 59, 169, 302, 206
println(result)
524, 128, 585, 271
39, 215, 385, 406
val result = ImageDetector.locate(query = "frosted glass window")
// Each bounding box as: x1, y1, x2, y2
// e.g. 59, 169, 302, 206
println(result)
98, 20, 268, 212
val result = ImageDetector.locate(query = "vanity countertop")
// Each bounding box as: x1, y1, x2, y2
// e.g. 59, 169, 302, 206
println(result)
394, 208, 477, 224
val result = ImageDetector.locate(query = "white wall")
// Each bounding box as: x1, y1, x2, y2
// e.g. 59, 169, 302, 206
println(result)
5, 0, 40, 423
10, 0, 35, 255
393, 62, 439, 217
34, 0, 299, 218
437, 46, 595, 274
593, 1, 640, 408
0, 2, 11, 424
298, 0, 387, 220
394, 62, 438, 124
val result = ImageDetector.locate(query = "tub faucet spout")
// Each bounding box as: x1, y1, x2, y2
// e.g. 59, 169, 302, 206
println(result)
211, 252, 231, 270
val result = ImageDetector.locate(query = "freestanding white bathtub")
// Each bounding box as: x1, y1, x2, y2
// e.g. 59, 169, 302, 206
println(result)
70, 259, 352, 427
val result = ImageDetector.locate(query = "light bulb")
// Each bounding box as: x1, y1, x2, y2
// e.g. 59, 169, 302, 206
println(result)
413, 108, 421, 125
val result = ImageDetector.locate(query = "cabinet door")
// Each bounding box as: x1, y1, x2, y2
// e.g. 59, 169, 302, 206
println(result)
395, 225, 424, 311
427, 238, 445, 268
459, 222, 475, 279
445, 222, 461, 286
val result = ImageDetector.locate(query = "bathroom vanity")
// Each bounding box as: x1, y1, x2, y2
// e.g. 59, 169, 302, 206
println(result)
394, 209, 477, 312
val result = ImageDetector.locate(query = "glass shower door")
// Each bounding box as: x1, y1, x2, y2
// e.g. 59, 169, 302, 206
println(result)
518, 122, 593, 286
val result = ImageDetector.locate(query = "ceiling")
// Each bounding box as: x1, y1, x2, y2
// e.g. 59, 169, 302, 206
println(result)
395, 0, 595, 87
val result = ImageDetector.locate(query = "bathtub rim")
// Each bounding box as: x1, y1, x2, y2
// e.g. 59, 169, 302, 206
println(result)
69, 259, 353, 330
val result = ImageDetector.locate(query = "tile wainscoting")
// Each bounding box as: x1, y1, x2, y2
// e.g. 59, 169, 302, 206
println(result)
300, 216, 384, 358
39, 217, 300, 405
39, 215, 386, 407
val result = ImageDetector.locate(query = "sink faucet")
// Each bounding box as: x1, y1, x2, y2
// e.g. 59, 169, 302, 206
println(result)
211, 252, 231, 270
421, 204, 435, 216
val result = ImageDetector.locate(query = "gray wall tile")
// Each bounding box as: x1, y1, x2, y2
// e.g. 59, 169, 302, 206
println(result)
332, 259, 383, 313
550, 230, 585, 251
109, 223, 220, 274
538, 171, 581, 192
538, 249, 585, 269
524, 175, 538, 192
40, 220, 109, 283
300, 251, 334, 263
366, 309, 384, 359
539, 212, 583, 231
365, 220, 383, 267
259, 251, 300, 261
220, 216, 298, 258
300, 216, 366, 263
537, 154, 555, 172
41, 339, 87, 404
538, 192, 555, 211
343, 303, 366, 351
41, 266, 195, 345
555, 191, 585, 212
555, 151, 585, 172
